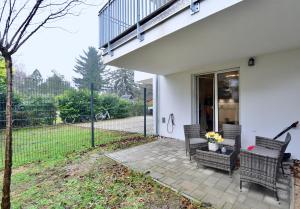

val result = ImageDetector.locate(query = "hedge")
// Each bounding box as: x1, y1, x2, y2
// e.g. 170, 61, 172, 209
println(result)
57, 89, 144, 123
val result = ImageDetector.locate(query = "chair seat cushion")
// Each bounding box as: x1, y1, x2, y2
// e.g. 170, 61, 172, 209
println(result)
220, 138, 235, 147
190, 138, 207, 145
250, 146, 280, 158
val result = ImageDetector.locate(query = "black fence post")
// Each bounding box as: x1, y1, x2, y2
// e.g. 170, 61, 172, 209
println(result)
90, 83, 95, 147
144, 87, 147, 137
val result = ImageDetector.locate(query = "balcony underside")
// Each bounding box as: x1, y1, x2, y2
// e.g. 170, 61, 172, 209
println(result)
104, 0, 300, 75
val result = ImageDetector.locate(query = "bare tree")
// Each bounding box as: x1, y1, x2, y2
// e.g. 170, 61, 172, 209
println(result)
0, 0, 85, 208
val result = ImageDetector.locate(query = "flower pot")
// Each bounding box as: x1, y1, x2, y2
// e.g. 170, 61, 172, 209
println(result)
208, 142, 219, 152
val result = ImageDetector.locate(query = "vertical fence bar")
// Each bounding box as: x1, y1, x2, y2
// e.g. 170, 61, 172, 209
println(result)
90, 83, 95, 147
144, 87, 147, 137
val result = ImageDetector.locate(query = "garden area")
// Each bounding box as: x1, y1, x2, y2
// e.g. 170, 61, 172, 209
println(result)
0, 135, 209, 209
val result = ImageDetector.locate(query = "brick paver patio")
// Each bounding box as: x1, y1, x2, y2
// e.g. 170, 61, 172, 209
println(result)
106, 138, 292, 209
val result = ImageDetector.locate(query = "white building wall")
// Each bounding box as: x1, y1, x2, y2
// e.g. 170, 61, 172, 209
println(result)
158, 48, 300, 159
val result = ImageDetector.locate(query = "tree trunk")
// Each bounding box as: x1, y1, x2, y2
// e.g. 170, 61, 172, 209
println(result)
1, 55, 13, 209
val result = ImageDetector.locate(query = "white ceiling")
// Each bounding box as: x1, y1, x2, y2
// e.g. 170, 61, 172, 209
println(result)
109, 0, 300, 75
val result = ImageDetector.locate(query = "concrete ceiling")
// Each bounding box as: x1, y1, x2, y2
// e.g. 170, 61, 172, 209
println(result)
109, 0, 300, 75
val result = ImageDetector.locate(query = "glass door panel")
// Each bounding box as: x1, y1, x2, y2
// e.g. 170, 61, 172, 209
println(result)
198, 74, 214, 132
217, 71, 240, 129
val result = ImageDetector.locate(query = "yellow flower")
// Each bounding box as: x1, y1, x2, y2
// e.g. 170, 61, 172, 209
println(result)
216, 135, 224, 143
206, 132, 216, 138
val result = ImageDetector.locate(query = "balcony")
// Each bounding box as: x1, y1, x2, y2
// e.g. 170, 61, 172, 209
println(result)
99, 0, 180, 52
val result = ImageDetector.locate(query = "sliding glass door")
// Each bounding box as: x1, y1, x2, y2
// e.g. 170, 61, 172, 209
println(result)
196, 70, 239, 131
217, 71, 240, 129
197, 74, 214, 132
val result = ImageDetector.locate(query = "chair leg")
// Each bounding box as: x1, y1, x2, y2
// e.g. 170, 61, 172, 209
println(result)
240, 181, 242, 192
281, 161, 285, 175
275, 190, 280, 203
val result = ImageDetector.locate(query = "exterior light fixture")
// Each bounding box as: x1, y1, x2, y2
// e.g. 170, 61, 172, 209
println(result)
248, 57, 256, 67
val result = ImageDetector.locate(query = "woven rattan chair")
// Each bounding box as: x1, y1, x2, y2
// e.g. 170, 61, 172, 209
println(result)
184, 124, 207, 160
256, 133, 291, 175
240, 133, 291, 202
219, 124, 241, 154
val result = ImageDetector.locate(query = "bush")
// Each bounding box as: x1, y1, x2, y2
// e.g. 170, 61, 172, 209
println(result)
0, 91, 24, 128
57, 89, 91, 123
12, 95, 57, 127
57, 90, 139, 121
0, 91, 57, 128
130, 101, 144, 116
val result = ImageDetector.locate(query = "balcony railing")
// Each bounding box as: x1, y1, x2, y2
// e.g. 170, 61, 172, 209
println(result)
99, 0, 175, 49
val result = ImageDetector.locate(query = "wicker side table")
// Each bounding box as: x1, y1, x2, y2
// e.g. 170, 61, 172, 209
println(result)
195, 147, 237, 175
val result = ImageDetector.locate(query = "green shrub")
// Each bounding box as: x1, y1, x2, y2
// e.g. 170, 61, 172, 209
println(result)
22, 96, 57, 126
0, 91, 23, 128
57, 89, 91, 123
0, 92, 57, 128
130, 101, 144, 116
57, 90, 138, 121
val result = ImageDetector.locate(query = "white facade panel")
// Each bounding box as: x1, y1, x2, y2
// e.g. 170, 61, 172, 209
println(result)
157, 48, 300, 159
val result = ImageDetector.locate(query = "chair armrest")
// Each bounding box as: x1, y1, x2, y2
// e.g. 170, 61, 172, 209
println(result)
255, 136, 284, 150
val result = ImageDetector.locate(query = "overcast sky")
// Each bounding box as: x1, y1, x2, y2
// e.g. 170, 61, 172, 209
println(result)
13, 1, 107, 82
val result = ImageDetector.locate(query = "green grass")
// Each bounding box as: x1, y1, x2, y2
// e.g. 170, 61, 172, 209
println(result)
0, 126, 208, 208
5, 147, 206, 209
0, 125, 140, 168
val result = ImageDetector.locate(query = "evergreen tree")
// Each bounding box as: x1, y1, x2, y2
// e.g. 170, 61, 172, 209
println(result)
30, 69, 43, 86
41, 70, 72, 95
107, 69, 138, 97
73, 47, 105, 91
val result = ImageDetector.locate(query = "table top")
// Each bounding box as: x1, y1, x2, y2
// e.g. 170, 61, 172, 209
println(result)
197, 147, 234, 156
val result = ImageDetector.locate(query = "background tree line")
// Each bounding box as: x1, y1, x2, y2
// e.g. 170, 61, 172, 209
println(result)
0, 46, 152, 129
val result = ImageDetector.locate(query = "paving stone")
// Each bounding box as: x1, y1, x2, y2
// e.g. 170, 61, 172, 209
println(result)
105, 138, 291, 209
203, 176, 220, 187
223, 202, 234, 209
150, 171, 164, 180
203, 194, 227, 209
247, 189, 264, 201
203, 168, 215, 175
263, 195, 281, 206
178, 180, 198, 193
190, 186, 208, 200
214, 179, 232, 192
232, 202, 251, 209
220, 193, 238, 205
237, 194, 247, 203
244, 197, 270, 209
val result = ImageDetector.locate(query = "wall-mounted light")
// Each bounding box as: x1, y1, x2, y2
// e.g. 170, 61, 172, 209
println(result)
248, 57, 256, 67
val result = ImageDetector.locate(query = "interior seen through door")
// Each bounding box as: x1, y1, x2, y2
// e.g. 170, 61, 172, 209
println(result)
198, 74, 214, 132
217, 71, 239, 128
197, 70, 239, 132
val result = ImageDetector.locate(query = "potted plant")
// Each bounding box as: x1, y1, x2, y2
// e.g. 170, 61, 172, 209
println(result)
205, 132, 224, 151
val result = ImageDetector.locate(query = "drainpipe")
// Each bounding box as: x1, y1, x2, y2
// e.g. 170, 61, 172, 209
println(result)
155, 75, 159, 136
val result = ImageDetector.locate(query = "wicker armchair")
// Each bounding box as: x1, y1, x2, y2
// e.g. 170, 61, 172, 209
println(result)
219, 124, 241, 154
184, 124, 207, 160
240, 133, 291, 202
256, 133, 291, 174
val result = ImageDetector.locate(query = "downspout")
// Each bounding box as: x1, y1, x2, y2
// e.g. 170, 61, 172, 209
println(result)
155, 75, 159, 136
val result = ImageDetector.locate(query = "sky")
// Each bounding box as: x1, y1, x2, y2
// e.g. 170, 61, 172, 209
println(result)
13, 0, 107, 82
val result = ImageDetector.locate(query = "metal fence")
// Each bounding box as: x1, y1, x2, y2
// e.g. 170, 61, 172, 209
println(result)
0, 75, 153, 169
99, 0, 174, 48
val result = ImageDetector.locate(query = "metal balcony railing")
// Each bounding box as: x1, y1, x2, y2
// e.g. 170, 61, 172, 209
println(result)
99, 0, 175, 49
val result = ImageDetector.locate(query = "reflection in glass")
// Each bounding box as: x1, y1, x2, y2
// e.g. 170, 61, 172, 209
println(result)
198, 74, 214, 132
217, 71, 239, 128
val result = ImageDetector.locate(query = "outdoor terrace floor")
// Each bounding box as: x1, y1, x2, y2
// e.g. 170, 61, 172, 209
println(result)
106, 138, 292, 209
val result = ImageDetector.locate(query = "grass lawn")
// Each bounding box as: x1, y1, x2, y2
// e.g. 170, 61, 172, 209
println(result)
0, 136, 210, 209
0, 125, 140, 168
